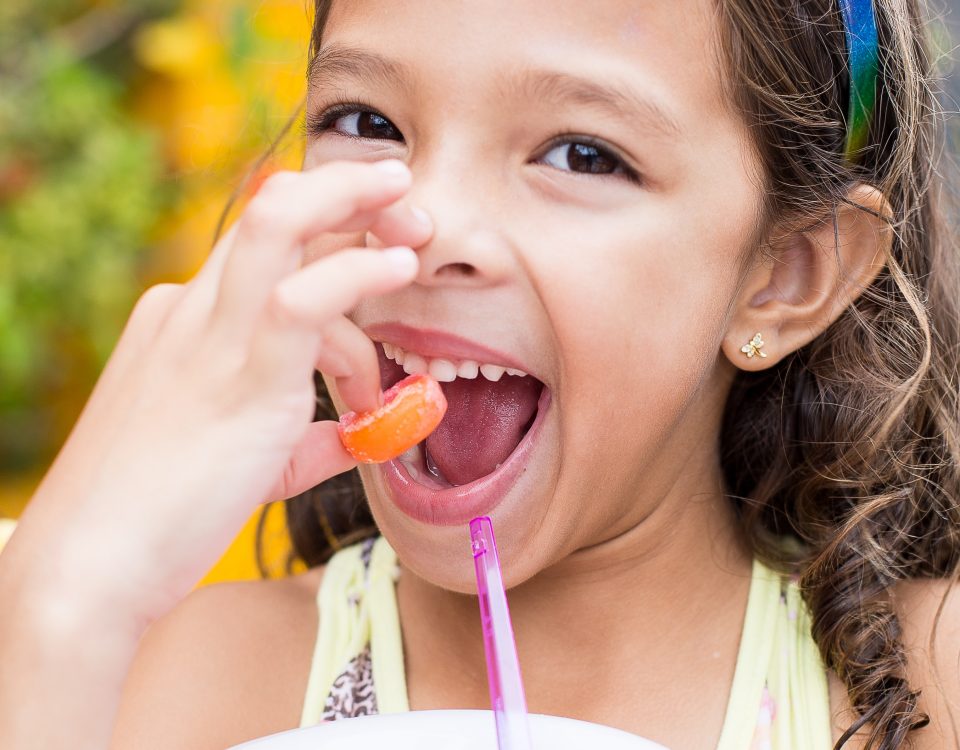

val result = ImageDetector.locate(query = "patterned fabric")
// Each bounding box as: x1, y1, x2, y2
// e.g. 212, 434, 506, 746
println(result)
321, 643, 378, 720
301, 539, 834, 748
751, 683, 778, 750
319, 538, 379, 721
299, 535, 407, 727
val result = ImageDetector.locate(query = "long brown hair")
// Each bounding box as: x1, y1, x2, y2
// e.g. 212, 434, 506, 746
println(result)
222, 1, 960, 747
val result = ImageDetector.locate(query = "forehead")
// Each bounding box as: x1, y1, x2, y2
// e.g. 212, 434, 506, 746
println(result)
318, 0, 734, 135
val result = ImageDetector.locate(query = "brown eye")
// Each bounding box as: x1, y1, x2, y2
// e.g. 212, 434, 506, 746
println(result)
308, 107, 403, 141
542, 141, 624, 175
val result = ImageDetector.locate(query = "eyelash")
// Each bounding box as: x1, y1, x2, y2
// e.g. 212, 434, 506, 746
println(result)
305, 100, 643, 185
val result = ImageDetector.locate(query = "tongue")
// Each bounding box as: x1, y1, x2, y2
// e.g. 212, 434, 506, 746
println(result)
426, 375, 541, 486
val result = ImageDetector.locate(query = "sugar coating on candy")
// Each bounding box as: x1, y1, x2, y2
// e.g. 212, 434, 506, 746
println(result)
338, 373, 448, 463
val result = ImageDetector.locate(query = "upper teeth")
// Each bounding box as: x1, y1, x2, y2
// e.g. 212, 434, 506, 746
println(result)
381, 342, 528, 383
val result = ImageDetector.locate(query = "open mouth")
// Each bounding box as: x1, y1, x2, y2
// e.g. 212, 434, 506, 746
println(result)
375, 341, 546, 489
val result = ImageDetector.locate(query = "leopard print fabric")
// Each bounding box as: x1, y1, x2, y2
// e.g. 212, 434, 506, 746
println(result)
320, 643, 378, 720
319, 538, 379, 721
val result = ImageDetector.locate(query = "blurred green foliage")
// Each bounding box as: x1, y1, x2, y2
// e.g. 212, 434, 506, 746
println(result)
0, 1, 178, 472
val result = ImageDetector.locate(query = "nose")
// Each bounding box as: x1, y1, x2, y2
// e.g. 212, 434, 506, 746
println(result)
401, 164, 516, 288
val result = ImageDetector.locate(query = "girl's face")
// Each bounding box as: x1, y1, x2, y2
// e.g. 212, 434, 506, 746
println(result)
304, 0, 766, 591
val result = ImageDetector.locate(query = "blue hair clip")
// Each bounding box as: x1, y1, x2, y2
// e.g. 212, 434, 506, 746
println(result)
838, 0, 879, 165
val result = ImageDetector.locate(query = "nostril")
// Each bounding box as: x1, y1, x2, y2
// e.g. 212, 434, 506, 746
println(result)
436, 262, 477, 278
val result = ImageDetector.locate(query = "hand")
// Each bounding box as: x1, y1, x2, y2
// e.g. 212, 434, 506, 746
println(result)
0, 158, 431, 750
4, 158, 431, 621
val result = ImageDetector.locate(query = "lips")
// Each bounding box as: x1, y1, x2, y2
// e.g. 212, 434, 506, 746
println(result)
364, 323, 551, 525
380, 385, 552, 525
364, 323, 538, 378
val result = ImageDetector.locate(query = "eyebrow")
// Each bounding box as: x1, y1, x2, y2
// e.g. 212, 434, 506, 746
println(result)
309, 45, 416, 96
508, 69, 683, 140
308, 45, 683, 140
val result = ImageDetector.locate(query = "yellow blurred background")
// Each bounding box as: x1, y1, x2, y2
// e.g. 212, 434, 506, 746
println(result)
0, 0, 316, 583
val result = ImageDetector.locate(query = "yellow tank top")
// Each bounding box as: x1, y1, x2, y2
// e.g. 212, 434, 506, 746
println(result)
298, 535, 834, 748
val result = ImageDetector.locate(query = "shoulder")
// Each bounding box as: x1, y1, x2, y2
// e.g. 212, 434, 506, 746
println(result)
110, 566, 326, 750
888, 576, 960, 749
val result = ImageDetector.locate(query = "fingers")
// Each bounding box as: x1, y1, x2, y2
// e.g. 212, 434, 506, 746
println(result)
365, 200, 432, 250
210, 160, 419, 341
315, 317, 384, 414
163, 222, 241, 329
82, 283, 186, 419
263, 420, 357, 501
200, 196, 429, 292
246, 246, 419, 399
165, 186, 433, 336
195, 221, 241, 290
274, 246, 418, 333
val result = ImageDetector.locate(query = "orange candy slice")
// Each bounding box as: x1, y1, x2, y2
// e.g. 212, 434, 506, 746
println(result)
337, 373, 448, 463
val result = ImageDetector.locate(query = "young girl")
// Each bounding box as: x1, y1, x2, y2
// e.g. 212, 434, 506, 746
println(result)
1, 1, 958, 748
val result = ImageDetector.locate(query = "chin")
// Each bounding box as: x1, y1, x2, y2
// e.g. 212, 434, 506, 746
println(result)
360, 451, 563, 594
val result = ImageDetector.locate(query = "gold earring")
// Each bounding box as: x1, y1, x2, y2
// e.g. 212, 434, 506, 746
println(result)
740, 332, 768, 359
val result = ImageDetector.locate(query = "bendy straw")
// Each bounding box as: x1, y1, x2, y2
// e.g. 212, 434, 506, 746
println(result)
469, 516, 533, 750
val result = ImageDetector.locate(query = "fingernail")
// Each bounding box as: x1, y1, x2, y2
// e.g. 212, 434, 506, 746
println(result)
373, 159, 410, 181
383, 246, 418, 274
411, 205, 432, 228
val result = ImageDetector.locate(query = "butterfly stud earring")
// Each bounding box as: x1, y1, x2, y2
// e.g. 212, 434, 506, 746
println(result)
741, 332, 768, 359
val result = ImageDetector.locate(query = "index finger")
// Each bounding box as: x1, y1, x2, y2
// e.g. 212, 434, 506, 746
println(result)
210, 159, 414, 341
262, 420, 357, 501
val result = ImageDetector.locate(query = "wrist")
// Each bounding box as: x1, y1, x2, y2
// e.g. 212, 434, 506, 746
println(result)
0, 509, 161, 640
0, 531, 147, 750
3, 552, 149, 647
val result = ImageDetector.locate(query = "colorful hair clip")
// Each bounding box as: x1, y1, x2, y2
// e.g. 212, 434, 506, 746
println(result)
838, 0, 879, 165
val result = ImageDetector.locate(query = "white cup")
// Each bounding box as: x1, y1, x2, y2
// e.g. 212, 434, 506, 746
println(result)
228, 710, 669, 750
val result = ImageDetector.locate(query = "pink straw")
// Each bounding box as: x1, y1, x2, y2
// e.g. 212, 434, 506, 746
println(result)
470, 516, 533, 750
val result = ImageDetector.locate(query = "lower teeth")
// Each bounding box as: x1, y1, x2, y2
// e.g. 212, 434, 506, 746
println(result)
398, 442, 422, 480
424, 442, 458, 486
397, 440, 453, 486
424, 443, 444, 481
399, 443, 420, 463
397, 440, 460, 487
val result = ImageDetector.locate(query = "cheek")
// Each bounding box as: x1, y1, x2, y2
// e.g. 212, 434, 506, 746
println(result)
536, 210, 745, 465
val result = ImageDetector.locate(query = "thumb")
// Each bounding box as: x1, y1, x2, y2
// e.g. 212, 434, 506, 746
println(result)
265, 421, 358, 501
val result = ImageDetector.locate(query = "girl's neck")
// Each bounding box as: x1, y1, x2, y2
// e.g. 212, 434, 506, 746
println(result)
396, 462, 755, 732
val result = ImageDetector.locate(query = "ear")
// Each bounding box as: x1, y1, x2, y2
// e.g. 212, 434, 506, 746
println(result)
721, 183, 894, 369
